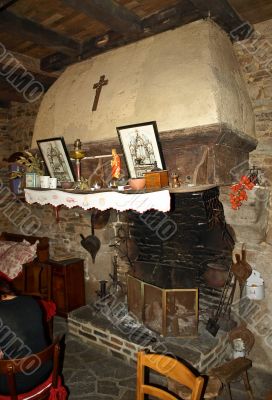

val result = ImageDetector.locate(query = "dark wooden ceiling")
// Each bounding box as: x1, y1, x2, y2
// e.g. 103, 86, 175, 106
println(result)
0, 0, 271, 105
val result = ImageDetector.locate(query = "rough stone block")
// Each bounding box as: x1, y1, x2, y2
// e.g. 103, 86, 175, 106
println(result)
111, 336, 124, 345
222, 187, 270, 244
100, 339, 121, 351
78, 329, 97, 342
97, 380, 119, 396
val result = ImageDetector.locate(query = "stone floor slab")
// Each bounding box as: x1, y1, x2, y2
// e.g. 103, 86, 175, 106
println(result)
54, 317, 272, 399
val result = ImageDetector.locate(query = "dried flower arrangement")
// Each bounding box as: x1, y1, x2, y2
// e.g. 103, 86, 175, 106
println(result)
9, 151, 44, 179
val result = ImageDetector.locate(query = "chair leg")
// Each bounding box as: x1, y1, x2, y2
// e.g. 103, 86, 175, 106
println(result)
225, 383, 233, 400
242, 371, 254, 400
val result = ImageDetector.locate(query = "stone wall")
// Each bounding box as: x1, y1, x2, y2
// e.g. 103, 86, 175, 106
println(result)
219, 19, 272, 372
9, 100, 41, 152
0, 198, 118, 303
0, 107, 10, 187
0, 100, 42, 191
0, 99, 117, 303
0, 107, 10, 160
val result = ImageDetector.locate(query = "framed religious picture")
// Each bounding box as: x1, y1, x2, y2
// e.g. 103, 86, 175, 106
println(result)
37, 137, 76, 182
116, 121, 165, 178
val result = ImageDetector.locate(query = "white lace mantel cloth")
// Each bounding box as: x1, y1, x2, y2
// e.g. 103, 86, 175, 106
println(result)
24, 189, 171, 213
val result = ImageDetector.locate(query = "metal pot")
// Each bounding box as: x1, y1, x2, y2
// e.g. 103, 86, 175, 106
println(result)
203, 263, 228, 288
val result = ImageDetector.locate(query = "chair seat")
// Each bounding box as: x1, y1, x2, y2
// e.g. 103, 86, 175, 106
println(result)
209, 357, 252, 384
168, 376, 222, 399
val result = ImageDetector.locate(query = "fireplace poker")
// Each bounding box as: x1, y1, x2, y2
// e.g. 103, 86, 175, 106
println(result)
206, 262, 233, 337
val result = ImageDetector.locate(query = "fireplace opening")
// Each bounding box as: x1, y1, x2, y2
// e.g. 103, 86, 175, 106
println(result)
68, 187, 237, 369
126, 187, 234, 336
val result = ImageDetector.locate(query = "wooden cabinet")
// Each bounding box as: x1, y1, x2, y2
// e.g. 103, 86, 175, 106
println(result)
49, 258, 86, 317
13, 261, 52, 299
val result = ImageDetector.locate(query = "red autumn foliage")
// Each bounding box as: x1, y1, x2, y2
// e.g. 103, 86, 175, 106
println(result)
230, 175, 255, 210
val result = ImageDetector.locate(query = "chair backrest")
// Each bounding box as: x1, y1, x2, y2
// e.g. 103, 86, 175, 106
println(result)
229, 324, 255, 355
0, 336, 62, 400
137, 351, 204, 400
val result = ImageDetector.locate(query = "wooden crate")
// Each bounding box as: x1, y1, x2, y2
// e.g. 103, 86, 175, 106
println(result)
144, 170, 169, 189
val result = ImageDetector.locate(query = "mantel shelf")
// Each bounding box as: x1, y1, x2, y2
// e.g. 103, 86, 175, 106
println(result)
169, 184, 217, 193
24, 188, 171, 214
24, 184, 218, 216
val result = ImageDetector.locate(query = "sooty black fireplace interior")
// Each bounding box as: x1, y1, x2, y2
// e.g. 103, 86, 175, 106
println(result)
127, 187, 234, 335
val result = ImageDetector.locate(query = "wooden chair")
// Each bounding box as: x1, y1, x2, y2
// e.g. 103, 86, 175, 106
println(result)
137, 351, 204, 400
168, 375, 222, 399
209, 357, 253, 400
209, 324, 255, 400
0, 336, 66, 400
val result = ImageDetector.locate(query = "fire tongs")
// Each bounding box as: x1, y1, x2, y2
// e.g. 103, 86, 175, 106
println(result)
206, 263, 234, 337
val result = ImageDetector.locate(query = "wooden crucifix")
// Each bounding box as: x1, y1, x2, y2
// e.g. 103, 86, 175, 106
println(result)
92, 74, 108, 111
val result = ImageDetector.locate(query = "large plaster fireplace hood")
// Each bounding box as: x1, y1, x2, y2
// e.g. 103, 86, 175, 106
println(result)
33, 19, 257, 185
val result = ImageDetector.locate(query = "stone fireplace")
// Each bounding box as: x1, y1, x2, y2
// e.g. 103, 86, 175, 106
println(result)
2, 15, 272, 373
3, 15, 265, 369
29, 16, 258, 342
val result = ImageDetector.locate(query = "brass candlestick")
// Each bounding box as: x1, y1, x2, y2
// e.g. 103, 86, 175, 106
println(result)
70, 139, 86, 182
171, 172, 180, 188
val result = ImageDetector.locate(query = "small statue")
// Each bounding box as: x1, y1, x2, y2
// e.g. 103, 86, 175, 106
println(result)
111, 149, 121, 179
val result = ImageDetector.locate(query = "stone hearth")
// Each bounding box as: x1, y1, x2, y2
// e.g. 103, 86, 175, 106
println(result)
68, 302, 230, 372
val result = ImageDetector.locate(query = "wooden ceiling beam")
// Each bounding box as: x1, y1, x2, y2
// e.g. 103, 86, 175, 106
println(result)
79, 2, 199, 61
0, 0, 18, 10
0, 65, 56, 105
0, 49, 60, 78
40, 52, 76, 73
41, 3, 199, 72
142, 1, 199, 35
189, 0, 253, 40
0, 52, 57, 104
62, 0, 142, 34
0, 63, 56, 89
0, 10, 80, 55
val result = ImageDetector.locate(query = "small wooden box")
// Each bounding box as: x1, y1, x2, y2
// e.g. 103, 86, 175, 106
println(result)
144, 170, 169, 189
